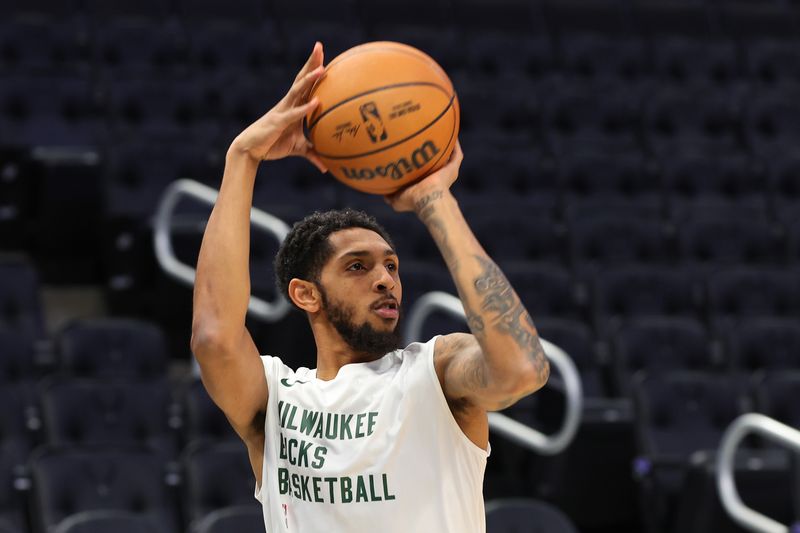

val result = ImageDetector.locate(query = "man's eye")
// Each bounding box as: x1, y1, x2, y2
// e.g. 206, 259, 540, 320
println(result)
387, 263, 397, 271
348, 263, 364, 271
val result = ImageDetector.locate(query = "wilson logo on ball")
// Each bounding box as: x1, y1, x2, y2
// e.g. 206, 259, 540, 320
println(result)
359, 101, 388, 143
341, 139, 440, 181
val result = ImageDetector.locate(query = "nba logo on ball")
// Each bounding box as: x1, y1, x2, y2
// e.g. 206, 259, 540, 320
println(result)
305, 41, 460, 195
359, 102, 388, 143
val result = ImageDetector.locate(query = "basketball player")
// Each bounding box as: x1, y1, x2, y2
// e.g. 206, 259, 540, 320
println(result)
191, 42, 549, 532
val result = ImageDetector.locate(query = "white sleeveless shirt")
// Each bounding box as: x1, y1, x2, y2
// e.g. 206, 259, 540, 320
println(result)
254, 336, 489, 532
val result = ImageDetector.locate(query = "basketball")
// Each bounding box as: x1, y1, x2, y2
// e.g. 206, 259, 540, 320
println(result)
305, 41, 460, 195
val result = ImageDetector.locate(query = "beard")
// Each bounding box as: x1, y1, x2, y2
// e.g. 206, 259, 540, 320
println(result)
319, 287, 403, 359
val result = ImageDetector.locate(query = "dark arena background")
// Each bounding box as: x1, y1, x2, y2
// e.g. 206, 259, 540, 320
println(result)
1, 0, 800, 532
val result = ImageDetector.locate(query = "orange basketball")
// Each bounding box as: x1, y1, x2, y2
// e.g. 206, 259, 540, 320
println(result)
305, 41, 460, 195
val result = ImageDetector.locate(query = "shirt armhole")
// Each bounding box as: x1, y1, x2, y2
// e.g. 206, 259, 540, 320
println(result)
254, 354, 274, 502
424, 336, 491, 458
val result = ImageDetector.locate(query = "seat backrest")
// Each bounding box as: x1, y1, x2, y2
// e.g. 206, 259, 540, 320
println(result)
30, 446, 177, 533
754, 371, 800, 429
181, 378, 238, 444
632, 373, 750, 457
38, 379, 176, 458
182, 441, 257, 524
53, 510, 169, 533
728, 318, 800, 373
193, 505, 264, 533
485, 498, 580, 533
0, 254, 45, 341
593, 265, 700, 332
613, 317, 716, 395
57, 318, 168, 379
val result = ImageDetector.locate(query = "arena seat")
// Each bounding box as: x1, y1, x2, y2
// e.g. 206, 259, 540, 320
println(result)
193, 505, 263, 533
569, 214, 672, 276
660, 153, 768, 219
742, 88, 800, 157
56, 318, 168, 379
676, 214, 787, 274
38, 379, 178, 459
0, 254, 46, 342
29, 445, 179, 533
181, 441, 257, 527
179, 377, 238, 446
612, 317, 717, 396
706, 267, 800, 334
541, 80, 643, 156
631, 372, 752, 532
558, 32, 649, 83
485, 498, 579, 533
744, 38, 800, 88
52, 510, 169, 533
726, 318, 800, 375
766, 153, 800, 222
642, 85, 744, 157
592, 265, 700, 334
650, 35, 741, 87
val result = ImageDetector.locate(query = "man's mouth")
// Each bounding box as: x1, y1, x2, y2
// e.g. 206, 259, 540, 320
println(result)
372, 299, 399, 319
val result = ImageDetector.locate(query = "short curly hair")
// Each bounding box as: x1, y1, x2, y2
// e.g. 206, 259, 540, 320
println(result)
274, 208, 395, 308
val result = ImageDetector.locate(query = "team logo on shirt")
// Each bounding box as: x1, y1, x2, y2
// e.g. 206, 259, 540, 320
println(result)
281, 378, 310, 387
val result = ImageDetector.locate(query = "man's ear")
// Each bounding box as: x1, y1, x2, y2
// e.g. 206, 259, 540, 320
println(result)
288, 278, 321, 313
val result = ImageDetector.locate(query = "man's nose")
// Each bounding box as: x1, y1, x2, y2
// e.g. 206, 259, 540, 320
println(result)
374, 267, 395, 292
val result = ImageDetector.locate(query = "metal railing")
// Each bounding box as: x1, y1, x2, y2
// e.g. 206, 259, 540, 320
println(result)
404, 291, 583, 455
153, 179, 292, 323
717, 413, 800, 533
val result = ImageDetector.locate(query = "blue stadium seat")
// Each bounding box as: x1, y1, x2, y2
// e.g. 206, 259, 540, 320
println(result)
676, 214, 787, 274
745, 38, 800, 88
631, 372, 752, 532
57, 318, 168, 379
592, 265, 700, 334
193, 506, 264, 533
650, 35, 741, 87
558, 32, 649, 83
766, 154, 800, 222
0, 19, 89, 75
541, 80, 642, 156
642, 85, 743, 157
0, 385, 36, 533
612, 317, 717, 396
742, 88, 800, 157
52, 510, 170, 533
726, 318, 800, 375
485, 498, 579, 533
706, 267, 800, 334
29, 446, 179, 533
660, 153, 768, 219
0, 254, 46, 342
0, 74, 100, 147
180, 378, 238, 445
568, 214, 673, 276
182, 441, 259, 528
92, 20, 189, 79
455, 147, 557, 216
559, 152, 663, 218
471, 213, 566, 266
38, 379, 178, 459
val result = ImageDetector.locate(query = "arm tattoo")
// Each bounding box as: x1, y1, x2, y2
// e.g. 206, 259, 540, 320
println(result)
471, 256, 548, 382
414, 191, 459, 270
414, 190, 443, 224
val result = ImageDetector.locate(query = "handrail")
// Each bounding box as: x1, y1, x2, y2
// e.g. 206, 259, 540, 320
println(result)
403, 291, 583, 455
717, 413, 800, 533
153, 179, 292, 323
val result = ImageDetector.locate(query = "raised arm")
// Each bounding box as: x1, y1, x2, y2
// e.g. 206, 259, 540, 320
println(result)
190, 43, 327, 448
386, 143, 549, 416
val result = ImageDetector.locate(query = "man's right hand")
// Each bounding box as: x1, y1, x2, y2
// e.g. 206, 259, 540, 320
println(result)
228, 41, 328, 173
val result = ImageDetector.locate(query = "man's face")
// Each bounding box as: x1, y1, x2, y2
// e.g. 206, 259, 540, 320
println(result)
317, 228, 403, 357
